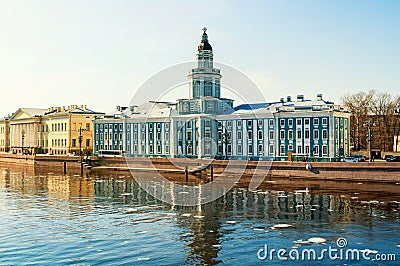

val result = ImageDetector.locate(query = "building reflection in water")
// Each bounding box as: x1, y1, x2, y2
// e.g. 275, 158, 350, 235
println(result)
0, 166, 399, 265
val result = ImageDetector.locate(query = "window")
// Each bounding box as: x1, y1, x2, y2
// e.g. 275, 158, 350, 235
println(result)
227, 121, 232, 128
296, 119, 302, 125
134, 144, 138, 153
187, 122, 192, 129
288, 144, 293, 151
238, 131, 242, 140
269, 145, 274, 154
205, 120, 211, 127
178, 131, 182, 140
258, 120, 263, 128
247, 120, 252, 128
258, 144, 263, 155
280, 119, 285, 127
86, 139, 90, 147
72, 139, 76, 147
297, 146, 302, 154
269, 131, 274, 140
187, 145, 192, 155
187, 131, 192, 141
313, 118, 319, 125
322, 145, 328, 155
237, 120, 242, 128
227, 144, 232, 155
322, 129, 328, 139
165, 145, 170, 154
157, 123, 161, 130
280, 130, 285, 140
322, 118, 328, 125
280, 145, 285, 155
305, 129, 310, 139
165, 123, 169, 130
205, 131, 211, 138
305, 145, 310, 154
157, 145, 162, 154
149, 144, 154, 154
86, 123, 90, 130
205, 142, 211, 155
269, 119, 274, 127
149, 132, 153, 141
237, 144, 242, 155
288, 119, 293, 127
134, 132, 138, 141
227, 131, 232, 141
288, 130, 293, 140
248, 131, 252, 140
248, 144, 253, 155
149, 123, 153, 130
165, 132, 169, 141
157, 132, 161, 140
297, 130, 302, 139
313, 146, 319, 156
258, 130, 263, 140
134, 124, 138, 130
314, 130, 319, 139
305, 118, 310, 125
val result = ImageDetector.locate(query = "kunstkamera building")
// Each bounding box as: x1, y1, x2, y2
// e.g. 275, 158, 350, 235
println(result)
93, 29, 351, 162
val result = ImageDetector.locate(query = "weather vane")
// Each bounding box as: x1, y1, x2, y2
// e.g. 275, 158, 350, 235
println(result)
202, 27, 207, 33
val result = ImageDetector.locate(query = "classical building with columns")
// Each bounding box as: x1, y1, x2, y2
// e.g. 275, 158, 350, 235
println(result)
93, 29, 351, 162
1, 105, 104, 155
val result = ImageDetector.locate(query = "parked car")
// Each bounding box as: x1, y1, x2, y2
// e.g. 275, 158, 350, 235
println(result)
386, 156, 400, 162
354, 155, 366, 162
341, 156, 358, 162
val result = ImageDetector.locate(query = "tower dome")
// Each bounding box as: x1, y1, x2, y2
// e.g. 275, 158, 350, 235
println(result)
197, 27, 213, 51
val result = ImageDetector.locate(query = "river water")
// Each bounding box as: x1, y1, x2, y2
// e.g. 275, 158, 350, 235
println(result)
0, 164, 399, 265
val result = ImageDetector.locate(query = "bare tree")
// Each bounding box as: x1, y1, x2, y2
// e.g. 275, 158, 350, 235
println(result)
341, 90, 374, 151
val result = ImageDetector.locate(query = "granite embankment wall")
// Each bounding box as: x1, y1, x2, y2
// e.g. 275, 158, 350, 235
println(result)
93, 157, 400, 183
1, 154, 400, 183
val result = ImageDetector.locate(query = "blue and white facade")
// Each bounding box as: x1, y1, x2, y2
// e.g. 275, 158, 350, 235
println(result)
94, 29, 351, 162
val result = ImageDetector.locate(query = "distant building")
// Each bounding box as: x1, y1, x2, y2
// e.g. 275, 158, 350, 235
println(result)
93, 29, 351, 161
0, 117, 10, 153
1, 105, 104, 155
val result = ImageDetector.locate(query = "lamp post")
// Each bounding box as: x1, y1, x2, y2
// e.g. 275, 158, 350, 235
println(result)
363, 120, 376, 162
78, 127, 85, 162
21, 129, 25, 155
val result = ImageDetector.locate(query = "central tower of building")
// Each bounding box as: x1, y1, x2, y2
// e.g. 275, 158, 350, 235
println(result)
188, 27, 221, 99
177, 27, 233, 115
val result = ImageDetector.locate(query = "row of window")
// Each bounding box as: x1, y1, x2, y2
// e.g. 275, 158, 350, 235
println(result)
96, 123, 170, 132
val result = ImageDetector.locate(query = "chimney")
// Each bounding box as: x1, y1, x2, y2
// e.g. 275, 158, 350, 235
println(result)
297, 95, 304, 102
116, 106, 121, 111
317, 94, 323, 101
280, 98, 285, 103
130, 105, 136, 113
287, 96, 292, 102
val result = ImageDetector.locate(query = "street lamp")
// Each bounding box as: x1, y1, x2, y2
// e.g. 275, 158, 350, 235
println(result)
363, 120, 376, 162
78, 127, 86, 161
21, 129, 25, 155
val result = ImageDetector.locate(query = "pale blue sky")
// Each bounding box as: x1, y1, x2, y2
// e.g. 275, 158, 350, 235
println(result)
0, 0, 399, 116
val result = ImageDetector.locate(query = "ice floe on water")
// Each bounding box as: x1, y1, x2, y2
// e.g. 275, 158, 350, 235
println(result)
271, 224, 292, 229
181, 213, 191, 217
308, 237, 326, 244
294, 239, 310, 244
212, 244, 221, 248
194, 215, 204, 219
138, 257, 150, 261
122, 208, 138, 214
120, 193, 131, 196
225, 221, 236, 224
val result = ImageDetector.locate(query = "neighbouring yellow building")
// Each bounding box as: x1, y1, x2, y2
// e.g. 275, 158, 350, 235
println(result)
0, 117, 10, 153
4, 105, 104, 155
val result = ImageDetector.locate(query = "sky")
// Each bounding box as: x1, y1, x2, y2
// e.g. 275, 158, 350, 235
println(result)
0, 0, 399, 116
